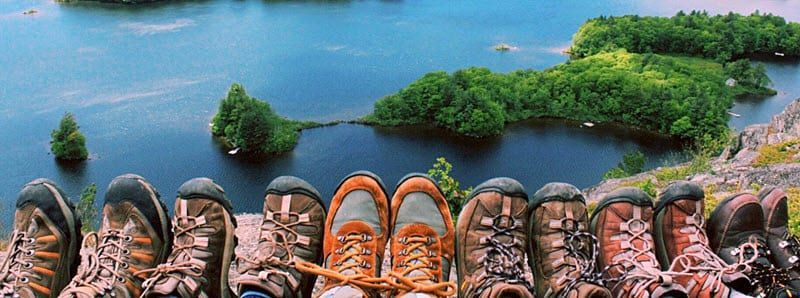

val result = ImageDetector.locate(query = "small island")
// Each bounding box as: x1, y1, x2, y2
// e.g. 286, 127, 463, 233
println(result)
494, 43, 518, 52
51, 112, 89, 161
211, 83, 318, 155
22, 9, 38, 15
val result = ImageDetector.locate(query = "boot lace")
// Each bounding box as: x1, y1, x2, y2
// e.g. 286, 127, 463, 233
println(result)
140, 214, 207, 293
729, 235, 794, 298
556, 218, 604, 297
667, 210, 747, 294
295, 232, 392, 293
604, 216, 686, 297
778, 231, 800, 271
386, 235, 456, 297
0, 231, 37, 294
237, 208, 310, 288
62, 231, 132, 295
464, 213, 534, 296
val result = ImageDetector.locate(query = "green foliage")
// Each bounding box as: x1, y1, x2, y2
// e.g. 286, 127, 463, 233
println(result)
786, 188, 800, 235
50, 113, 89, 161
76, 184, 97, 233
571, 11, 800, 61
603, 151, 647, 179
211, 83, 312, 154
367, 50, 742, 141
753, 140, 800, 167
427, 157, 472, 222
724, 59, 775, 95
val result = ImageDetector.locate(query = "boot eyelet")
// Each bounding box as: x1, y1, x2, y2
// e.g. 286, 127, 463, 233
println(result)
123, 249, 131, 255
27, 238, 35, 244
122, 262, 130, 269
124, 236, 134, 242
26, 251, 35, 256
20, 277, 29, 283
117, 277, 125, 283
24, 263, 33, 269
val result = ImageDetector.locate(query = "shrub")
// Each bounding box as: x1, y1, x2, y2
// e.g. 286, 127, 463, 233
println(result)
603, 151, 646, 179
50, 113, 88, 161
753, 140, 800, 167
427, 157, 472, 222
76, 184, 97, 233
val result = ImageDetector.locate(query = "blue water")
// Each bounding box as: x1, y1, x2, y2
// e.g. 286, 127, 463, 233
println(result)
1, 0, 799, 219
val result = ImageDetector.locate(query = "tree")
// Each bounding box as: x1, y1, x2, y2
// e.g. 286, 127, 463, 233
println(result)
76, 184, 97, 233
50, 113, 88, 161
603, 150, 647, 179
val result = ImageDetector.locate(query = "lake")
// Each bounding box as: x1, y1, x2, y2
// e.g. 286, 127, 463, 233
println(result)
1, 0, 799, 216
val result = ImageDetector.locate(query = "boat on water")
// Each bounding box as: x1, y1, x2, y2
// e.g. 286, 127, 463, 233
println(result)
228, 147, 241, 155
776, 52, 785, 57
727, 111, 741, 117
582, 122, 595, 128
494, 43, 518, 52
23, 9, 38, 15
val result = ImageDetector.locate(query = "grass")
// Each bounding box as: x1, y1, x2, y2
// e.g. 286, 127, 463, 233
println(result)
752, 140, 800, 167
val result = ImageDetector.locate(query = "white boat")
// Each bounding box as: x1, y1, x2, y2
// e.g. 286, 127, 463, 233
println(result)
776, 52, 785, 57
582, 122, 595, 128
727, 111, 741, 118
228, 147, 241, 155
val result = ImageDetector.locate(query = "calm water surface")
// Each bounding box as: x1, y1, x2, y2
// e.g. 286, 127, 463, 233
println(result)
1, 0, 800, 218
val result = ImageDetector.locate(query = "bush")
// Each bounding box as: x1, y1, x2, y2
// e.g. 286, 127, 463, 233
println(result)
76, 184, 97, 233
50, 113, 88, 161
427, 157, 472, 222
211, 83, 313, 154
753, 140, 800, 167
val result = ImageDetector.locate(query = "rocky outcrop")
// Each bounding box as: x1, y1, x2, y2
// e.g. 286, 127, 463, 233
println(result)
585, 98, 800, 202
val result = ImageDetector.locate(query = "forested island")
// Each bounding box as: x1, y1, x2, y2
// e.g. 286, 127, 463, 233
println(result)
211, 83, 318, 154
571, 11, 800, 61
364, 50, 771, 140
364, 11, 788, 141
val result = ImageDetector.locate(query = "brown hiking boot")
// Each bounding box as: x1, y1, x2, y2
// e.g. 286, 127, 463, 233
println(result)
235, 176, 326, 298
140, 178, 237, 298
708, 192, 798, 298
0, 179, 81, 298
295, 171, 391, 297
760, 187, 800, 291
455, 177, 534, 298
653, 181, 751, 298
388, 174, 457, 297
590, 187, 687, 298
59, 174, 172, 298
528, 182, 612, 298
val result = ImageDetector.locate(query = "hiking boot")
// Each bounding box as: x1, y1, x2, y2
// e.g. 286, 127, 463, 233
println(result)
296, 171, 391, 298
235, 176, 326, 298
528, 182, 612, 298
140, 178, 237, 298
388, 174, 457, 297
590, 187, 687, 298
0, 179, 81, 298
708, 192, 798, 298
653, 181, 751, 297
58, 174, 172, 298
455, 177, 534, 298
760, 187, 800, 292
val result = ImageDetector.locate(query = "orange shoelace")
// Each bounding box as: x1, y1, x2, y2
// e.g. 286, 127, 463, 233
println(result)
295, 233, 456, 297
386, 235, 456, 297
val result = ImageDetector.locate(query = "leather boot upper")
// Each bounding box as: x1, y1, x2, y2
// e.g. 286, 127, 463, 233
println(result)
0, 179, 81, 298
529, 182, 612, 298
455, 178, 534, 298
141, 178, 237, 298
591, 187, 687, 298
760, 187, 800, 292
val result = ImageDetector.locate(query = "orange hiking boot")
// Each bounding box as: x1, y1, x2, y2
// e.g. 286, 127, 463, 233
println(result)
528, 182, 612, 298
590, 187, 687, 298
59, 174, 172, 298
140, 178, 237, 298
653, 181, 751, 298
760, 187, 800, 292
0, 179, 81, 298
455, 178, 534, 298
296, 171, 391, 297
235, 176, 326, 298
388, 174, 457, 297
